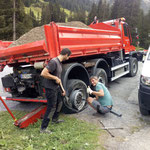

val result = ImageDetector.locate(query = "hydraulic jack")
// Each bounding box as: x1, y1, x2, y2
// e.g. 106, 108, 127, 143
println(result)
0, 96, 47, 128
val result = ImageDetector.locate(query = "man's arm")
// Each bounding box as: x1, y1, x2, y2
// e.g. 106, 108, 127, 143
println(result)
41, 67, 61, 84
92, 89, 104, 98
41, 67, 66, 96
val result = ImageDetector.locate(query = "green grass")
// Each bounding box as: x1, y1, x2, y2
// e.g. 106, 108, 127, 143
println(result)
0, 111, 103, 150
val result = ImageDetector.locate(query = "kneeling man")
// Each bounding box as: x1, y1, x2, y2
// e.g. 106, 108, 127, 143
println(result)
87, 76, 113, 114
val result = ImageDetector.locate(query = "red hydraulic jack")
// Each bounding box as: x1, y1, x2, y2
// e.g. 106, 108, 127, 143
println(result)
0, 96, 47, 128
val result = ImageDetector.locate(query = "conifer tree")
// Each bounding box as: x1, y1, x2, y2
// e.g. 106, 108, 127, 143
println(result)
0, 0, 34, 40
87, 3, 97, 25
139, 9, 150, 48
111, 0, 142, 45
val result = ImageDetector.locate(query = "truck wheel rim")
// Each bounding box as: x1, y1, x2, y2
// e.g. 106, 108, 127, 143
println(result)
70, 90, 86, 111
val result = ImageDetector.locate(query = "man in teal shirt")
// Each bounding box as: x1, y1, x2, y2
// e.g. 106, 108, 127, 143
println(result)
87, 76, 113, 114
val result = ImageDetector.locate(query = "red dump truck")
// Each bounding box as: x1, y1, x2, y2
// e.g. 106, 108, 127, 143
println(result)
0, 18, 141, 113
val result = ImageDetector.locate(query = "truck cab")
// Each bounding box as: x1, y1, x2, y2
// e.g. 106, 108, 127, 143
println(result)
103, 18, 135, 53
138, 47, 150, 115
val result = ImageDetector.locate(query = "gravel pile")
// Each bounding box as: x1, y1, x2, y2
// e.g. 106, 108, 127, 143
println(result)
57, 21, 91, 28
9, 26, 45, 48
9, 21, 91, 48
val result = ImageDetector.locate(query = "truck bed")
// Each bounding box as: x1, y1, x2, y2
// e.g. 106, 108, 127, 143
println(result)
0, 22, 122, 70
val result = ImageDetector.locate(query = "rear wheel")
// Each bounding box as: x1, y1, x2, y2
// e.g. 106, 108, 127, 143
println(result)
95, 68, 108, 86
63, 79, 88, 113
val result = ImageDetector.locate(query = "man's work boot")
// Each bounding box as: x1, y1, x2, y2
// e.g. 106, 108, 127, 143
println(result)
52, 119, 64, 124
97, 105, 102, 114
40, 129, 52, 134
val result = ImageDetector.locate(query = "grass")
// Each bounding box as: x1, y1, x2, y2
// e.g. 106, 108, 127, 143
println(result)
0, 111, 104, 150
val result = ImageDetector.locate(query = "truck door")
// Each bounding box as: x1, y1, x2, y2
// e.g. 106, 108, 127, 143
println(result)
122, 23, 133, 53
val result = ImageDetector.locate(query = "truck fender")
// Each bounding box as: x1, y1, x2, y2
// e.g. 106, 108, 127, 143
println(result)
61, 63, 90, 92
91, 58, 110, 76
88, 58, 110, 86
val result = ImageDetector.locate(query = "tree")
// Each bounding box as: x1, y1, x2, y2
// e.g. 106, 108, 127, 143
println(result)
0, 0, 13, 40
139, 9, 150, 48
87, 3, 97, 25
41, 2, 67, 25
67, 8, 86, 24
111, 0, 142, 46
13, 0, 16, 41
0, 0, 34, 41
111, 0, 120, 19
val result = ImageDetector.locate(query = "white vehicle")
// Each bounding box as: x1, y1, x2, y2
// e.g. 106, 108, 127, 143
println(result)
138, 47, 150, 115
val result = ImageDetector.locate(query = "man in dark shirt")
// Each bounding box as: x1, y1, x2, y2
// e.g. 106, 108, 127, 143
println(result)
40, 48, 71, 133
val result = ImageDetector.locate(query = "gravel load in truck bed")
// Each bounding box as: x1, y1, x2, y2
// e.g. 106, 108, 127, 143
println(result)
8, 21, 91, 48
9, 26, 45, 48
57, 21, 91, 28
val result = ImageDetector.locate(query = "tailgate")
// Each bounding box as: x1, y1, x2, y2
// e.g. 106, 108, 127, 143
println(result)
0, 40, 49, 71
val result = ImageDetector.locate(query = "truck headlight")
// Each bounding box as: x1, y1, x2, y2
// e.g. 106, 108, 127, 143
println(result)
141, 75, 150, 86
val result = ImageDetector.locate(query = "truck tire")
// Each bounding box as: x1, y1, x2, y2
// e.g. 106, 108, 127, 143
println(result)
63, 79, 88, 113
95, 68, 108, 86
128, 57, 138, 77
139, 106, 149, 116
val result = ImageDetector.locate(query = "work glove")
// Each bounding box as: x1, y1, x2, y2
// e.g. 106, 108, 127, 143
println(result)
87, 86, 93, 94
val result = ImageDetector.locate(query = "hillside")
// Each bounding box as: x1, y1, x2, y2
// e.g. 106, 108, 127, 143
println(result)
24, 0, 150, 21
90, 0, 150, 14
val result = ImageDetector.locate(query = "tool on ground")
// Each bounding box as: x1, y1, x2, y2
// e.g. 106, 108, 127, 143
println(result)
0, 96, 47, 128
100, 127, 123, 130
99, 120, 115, 137
110, 110, 122, 117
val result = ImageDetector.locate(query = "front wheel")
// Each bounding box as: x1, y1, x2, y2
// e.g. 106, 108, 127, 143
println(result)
128, 57, 138, 77
63, 79, 88, 113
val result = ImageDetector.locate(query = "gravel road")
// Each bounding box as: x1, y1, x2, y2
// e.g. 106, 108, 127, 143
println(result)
0, 62, 150, 150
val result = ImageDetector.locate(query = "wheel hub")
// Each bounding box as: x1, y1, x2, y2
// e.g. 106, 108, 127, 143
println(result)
70, 90, 86, 111
133, 63, 137, 74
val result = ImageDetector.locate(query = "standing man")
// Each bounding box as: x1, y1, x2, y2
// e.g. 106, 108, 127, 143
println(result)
87, 76, 113, 114
40, 48, 71, 133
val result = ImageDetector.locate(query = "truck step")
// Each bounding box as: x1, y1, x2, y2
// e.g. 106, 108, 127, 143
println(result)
111, 70, 129, 81
111, 62, 129, 71
111, 62, 129, 81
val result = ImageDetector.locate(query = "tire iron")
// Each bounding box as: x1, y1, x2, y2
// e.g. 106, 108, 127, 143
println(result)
99, 120, 115, 137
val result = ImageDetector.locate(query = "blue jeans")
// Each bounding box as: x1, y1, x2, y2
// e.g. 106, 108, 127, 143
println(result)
92, 100, 112, 114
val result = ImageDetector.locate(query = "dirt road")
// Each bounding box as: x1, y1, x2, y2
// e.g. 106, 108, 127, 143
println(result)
0, 62, 150, 149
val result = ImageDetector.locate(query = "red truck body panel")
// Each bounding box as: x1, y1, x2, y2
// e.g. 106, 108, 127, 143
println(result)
48, 22, 122, 58
0, 41, 13, 49
0, 22, 122, 70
